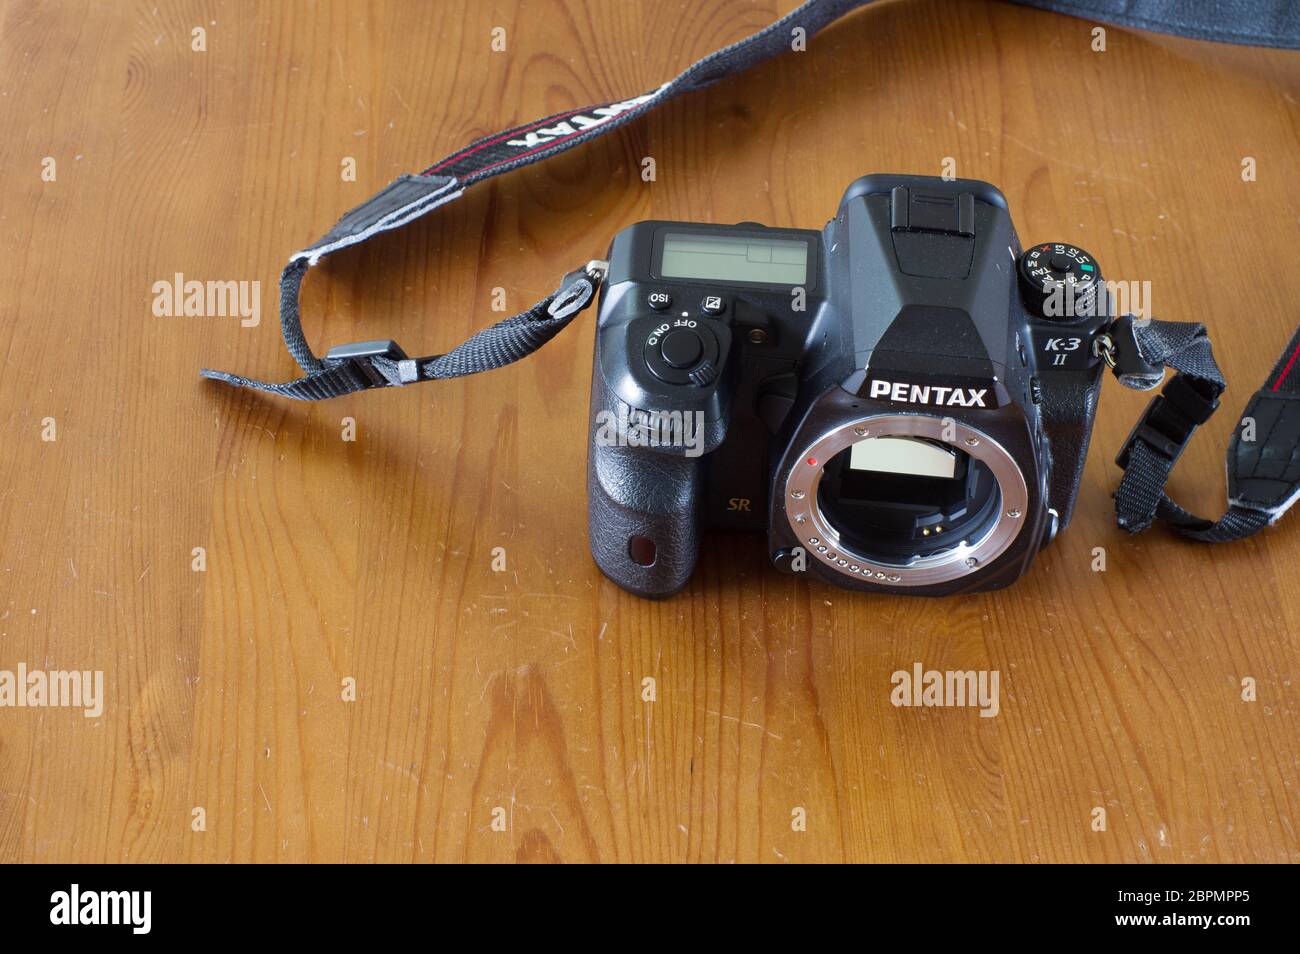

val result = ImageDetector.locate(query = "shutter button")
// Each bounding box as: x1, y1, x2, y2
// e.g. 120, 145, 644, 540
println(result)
660, 328, 704, 369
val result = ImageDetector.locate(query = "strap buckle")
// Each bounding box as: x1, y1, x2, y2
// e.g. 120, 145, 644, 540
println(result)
1116, 373, 1220, 468
324, 339, 419, 387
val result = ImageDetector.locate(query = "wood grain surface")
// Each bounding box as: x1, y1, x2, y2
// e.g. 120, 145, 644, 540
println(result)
0, 0, 1297, 864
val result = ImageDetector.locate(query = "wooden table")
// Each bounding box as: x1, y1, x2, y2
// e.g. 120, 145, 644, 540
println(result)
1, 0, 1297, 863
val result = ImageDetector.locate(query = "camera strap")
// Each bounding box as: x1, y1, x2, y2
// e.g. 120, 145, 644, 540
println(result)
200, 0, 1300, 539
1108, 318, 1300, 541
202, 0, 901, 400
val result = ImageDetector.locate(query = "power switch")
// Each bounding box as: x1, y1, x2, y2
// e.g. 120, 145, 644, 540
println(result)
641, 316, 725, 387
660, 328, 704, 369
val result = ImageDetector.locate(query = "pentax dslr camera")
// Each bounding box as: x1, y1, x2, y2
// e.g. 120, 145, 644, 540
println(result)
587, 174, 1112, 597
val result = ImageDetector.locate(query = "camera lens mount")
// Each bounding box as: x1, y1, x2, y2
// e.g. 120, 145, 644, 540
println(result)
783, 414, 1029, 587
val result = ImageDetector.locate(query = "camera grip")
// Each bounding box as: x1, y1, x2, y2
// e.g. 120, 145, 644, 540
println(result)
588, 438, 702, 598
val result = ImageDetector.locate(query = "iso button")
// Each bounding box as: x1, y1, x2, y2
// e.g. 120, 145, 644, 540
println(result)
646, 290, 673, 311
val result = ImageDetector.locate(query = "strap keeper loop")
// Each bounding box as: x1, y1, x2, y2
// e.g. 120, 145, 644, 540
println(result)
1162, 373, 1220, 425
1115, 374, 1219, 470
324, 339, 411, 388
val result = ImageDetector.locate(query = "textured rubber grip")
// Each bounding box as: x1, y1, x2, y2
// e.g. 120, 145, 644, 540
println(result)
586, 372, 702, 597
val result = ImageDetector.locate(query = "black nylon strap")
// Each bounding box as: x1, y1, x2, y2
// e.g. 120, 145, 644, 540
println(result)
1010, 0, 1300, 48
201, 265, 598, 400
200, 0, 893, 400
1113, 319, 1300, 542
201, 0, 1299, 403
201, 360, 383, 401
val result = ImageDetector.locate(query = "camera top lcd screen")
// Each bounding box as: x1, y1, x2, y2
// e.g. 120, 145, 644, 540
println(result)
660, 232, 808, 286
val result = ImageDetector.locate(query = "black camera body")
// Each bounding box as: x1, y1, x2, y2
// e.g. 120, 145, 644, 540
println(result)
588, 174, 1110, 598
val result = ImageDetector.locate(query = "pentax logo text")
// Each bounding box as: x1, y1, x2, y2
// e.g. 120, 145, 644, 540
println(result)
868, 378, 990, 408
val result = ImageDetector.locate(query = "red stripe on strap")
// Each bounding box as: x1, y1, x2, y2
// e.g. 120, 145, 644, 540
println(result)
423, 102, 611, 175
458, 99, 660, 182
1272, 339, 1300, 391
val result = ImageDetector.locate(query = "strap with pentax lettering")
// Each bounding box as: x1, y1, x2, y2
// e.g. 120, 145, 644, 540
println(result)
201, 0, 1298, 401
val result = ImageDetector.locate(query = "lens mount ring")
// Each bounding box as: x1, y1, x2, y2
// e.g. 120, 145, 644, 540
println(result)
783, 414, 1030, 587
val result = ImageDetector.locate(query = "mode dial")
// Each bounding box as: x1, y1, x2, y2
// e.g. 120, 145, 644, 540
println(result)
1018, 243, 1100, 321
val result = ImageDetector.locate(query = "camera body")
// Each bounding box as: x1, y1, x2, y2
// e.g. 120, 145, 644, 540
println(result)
587, 174, 1110, 598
